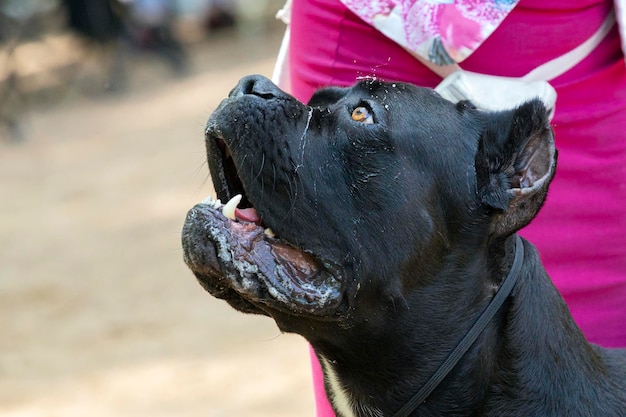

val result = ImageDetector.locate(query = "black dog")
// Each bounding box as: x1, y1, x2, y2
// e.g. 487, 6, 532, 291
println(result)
182, 75, 626, 416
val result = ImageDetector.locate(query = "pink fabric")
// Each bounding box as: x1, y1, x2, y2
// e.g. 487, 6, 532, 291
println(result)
289, 0, 626, 415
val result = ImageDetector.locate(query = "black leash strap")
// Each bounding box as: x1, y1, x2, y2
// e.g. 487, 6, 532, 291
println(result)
393, 234, 525, 417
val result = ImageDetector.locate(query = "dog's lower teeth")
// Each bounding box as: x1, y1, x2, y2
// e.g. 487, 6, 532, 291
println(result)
222, 194, 242, 220
200, 195, 214, 205
264, 228, 275, 237
200, 195, 222, 209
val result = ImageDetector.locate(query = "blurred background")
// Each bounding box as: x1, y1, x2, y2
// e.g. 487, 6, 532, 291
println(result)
0, 0, 314, 415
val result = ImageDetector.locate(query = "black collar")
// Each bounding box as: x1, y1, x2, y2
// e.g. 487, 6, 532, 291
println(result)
393, 234, 525, 417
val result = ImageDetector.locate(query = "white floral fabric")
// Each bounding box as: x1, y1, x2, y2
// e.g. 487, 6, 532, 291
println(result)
340, 0, 521, 64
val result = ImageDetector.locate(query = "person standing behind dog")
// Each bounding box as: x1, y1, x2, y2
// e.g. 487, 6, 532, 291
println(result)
278, 0, 626, 415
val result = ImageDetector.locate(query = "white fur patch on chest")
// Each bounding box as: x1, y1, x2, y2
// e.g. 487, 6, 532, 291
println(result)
320, 357, 383, 417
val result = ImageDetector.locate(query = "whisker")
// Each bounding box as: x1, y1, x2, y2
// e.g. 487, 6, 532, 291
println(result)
192, 159, 214, 198
253, 153, 266, 182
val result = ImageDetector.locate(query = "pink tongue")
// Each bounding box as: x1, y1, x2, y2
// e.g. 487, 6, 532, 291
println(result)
235, 207, 261, 224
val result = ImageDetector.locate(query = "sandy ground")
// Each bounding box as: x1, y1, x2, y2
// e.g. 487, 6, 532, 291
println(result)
0, 25, 316, 417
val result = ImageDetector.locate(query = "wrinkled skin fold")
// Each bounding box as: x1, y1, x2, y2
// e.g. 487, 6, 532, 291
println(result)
182, 204, 342, 316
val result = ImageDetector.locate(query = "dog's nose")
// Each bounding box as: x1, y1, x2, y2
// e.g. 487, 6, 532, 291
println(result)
229, 75, 284, 99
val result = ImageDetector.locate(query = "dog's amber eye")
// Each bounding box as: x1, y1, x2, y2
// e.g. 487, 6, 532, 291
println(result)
351, 106, 374, 124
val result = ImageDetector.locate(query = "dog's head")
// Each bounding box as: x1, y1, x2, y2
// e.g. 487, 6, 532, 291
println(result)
182, 75, 556, 336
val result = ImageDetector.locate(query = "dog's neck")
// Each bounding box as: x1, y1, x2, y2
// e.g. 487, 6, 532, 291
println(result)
312, 239, 608, 417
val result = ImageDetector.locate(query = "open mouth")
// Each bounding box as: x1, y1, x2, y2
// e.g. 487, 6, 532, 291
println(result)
207, 134, 267, 229
182, 128, 345, 317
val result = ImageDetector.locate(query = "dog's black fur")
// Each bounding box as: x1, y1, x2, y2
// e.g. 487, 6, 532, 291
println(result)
182, 75, 626, 416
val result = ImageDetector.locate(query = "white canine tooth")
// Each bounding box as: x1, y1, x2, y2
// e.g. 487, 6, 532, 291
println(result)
222, 194, 242, 220
264, 228, 275, 237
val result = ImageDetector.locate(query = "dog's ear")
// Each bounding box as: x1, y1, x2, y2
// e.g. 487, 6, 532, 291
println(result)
475, 99, 557, 237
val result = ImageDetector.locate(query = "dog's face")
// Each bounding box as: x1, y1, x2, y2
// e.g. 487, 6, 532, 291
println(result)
182, 75, 555, 338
